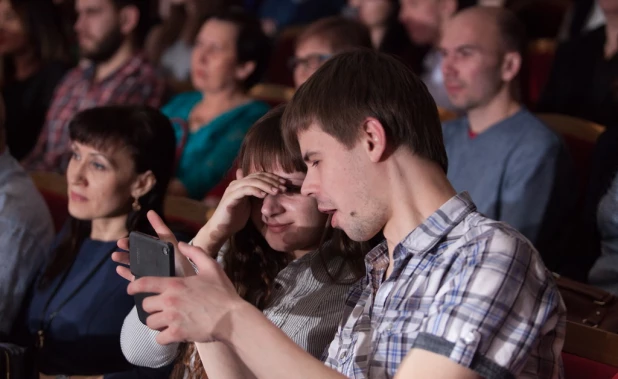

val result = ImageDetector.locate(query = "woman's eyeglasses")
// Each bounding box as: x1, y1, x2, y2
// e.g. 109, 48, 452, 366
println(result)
287, 54, 333, 71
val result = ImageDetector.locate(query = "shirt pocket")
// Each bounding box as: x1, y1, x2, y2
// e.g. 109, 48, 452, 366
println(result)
332, 314, 371, 373
377, 309, 426, 336
374, 309, 426, 376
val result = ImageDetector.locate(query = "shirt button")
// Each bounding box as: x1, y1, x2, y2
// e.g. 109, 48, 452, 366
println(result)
340, 351, 348, 360
386, 323, 393, 332
462, 330, 478, 345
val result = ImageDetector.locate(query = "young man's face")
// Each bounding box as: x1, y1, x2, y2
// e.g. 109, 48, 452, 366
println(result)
298, 124, 386, 242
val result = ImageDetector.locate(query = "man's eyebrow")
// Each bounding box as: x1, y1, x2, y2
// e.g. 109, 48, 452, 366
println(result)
456, 44, 481, 52
303, 151, 318, 162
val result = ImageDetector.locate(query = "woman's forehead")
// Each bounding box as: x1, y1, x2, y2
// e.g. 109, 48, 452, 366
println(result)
249, 165, 306, 180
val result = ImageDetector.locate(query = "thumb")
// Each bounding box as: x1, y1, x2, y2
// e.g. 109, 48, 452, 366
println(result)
147, 210, 178, 245
178, 242, 217, 273
235, 168, 244, 180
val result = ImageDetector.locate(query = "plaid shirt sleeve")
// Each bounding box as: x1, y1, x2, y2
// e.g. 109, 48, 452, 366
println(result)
414, 229, 565, 378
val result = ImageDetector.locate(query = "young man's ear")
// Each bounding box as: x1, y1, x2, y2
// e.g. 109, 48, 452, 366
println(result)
131, 170, 157, 201
362, 117, 387, 163
501, 51, 522, 83
119, 5, 140, 36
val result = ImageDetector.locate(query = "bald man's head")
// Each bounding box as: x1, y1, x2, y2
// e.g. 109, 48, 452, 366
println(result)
439, 6, 525, 111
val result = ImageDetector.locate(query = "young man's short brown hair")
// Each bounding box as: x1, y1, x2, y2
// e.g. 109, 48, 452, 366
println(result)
295, 16, 372, 52
282, 49, 448, 173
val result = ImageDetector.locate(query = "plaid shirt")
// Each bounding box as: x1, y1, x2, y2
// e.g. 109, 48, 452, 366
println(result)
325, 193, 565, 379
23, 54, 166, 172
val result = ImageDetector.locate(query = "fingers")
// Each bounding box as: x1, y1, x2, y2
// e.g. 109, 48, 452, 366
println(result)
117, 238, 129, 251
111, 251, 130, 266
156, 327, 185, 346
145, 309, 169, 332
128, 276, 173, 296
228, 172, 287, 194
116, 265, 135, 282
177, 242, 218, 273
147, 211, 179, 245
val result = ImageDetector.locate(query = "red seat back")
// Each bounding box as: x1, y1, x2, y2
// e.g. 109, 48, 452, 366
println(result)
563, 352, 618, 379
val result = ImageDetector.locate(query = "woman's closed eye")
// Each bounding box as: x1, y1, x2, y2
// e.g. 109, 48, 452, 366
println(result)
285, 184, 302, 194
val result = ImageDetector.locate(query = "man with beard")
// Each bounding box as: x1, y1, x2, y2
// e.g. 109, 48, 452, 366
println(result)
440, 6, 576, 269
23, 0, 165, 172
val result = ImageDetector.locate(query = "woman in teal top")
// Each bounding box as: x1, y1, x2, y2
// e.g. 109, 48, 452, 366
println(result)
164, 8, 271, 200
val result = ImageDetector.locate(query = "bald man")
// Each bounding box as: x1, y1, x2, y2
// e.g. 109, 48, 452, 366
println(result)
440, 6, 576, 269
0, 94, 54, 335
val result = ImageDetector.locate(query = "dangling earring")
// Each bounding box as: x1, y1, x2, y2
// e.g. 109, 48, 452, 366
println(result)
132, 197, 141, 211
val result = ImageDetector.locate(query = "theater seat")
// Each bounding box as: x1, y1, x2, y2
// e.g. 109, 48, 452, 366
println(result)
563, 352, 618, 379
438, 107, 458, 123
563, 321, 618, 379
536, 113, 605, 204
266, 25, 306, 87
164, 195, 210, 236
249, 83, 294, 107
526, 38, 557, 107
30, 171, 68, 233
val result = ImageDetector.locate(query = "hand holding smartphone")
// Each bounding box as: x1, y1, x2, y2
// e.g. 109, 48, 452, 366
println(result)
129, 231, 175, 325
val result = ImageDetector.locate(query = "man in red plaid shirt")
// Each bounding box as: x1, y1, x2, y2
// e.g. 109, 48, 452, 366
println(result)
23, 0, 166, 172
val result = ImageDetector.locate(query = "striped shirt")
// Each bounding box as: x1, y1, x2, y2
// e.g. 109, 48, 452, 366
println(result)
325, 192, 566, 379
121, 247, 357, 368
23, 54, 166, 172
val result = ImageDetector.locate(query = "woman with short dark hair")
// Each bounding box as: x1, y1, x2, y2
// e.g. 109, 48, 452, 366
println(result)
17, 105, 176, 377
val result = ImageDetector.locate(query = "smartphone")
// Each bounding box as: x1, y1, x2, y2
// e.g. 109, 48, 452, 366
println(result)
129, 231, 175, 325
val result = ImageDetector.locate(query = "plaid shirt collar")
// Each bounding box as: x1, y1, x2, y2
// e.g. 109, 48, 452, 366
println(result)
78, 53, 147, 84
365, 192, 477, 280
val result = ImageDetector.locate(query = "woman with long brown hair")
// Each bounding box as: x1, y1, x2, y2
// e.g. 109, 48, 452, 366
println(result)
116, 105, 371, 378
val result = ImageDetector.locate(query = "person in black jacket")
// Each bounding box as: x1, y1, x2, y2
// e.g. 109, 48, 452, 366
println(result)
537, 0, 618, 128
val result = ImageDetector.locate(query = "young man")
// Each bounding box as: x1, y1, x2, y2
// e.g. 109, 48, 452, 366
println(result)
128, 50, 565, 378
440, 6, 576, 269
0, 94, 54, 335
23, 0, 165, 172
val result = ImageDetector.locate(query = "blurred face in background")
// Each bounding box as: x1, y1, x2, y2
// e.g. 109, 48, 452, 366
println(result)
74, 0, 125, 62
291, 36, 333, 88
191, 18, 254, 93
358, 0, 393, 29
0, 0, 28, 56
440, 12, 518, 111
399, 0, 455, 45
